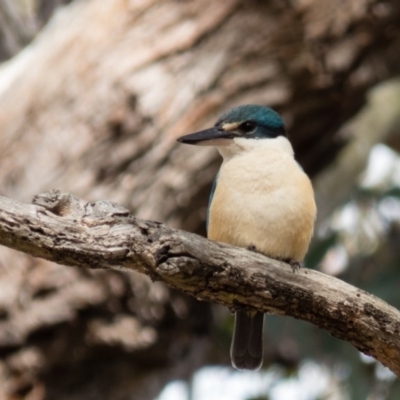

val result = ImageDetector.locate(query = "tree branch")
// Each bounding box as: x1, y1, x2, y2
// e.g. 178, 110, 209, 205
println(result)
1, 190, 400, 376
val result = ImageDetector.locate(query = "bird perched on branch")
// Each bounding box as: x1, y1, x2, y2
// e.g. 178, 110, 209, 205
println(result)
177, 104, 316, 371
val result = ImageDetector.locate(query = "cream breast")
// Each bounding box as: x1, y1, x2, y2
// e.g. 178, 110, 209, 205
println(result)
208, 137, 316, 261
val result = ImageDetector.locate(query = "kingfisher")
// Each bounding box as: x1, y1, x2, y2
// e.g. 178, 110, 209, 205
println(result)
177, 104, 316, 371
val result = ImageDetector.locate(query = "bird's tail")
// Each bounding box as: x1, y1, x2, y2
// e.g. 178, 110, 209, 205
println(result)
230, 311, 264, 370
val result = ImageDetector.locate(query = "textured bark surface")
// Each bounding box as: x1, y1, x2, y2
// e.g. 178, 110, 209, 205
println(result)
1, 190, 400, 378
1, 0, 400, 398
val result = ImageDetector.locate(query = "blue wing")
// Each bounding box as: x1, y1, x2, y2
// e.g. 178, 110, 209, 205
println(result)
206, 174, 218, 233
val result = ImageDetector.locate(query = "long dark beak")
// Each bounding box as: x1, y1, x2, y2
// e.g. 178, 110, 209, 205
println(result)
177, 127, 236, 145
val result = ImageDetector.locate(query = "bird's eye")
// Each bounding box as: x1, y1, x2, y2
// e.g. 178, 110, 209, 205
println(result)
240, 121, 256, 133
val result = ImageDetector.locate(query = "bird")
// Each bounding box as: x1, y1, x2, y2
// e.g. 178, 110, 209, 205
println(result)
176, 104, 316, 371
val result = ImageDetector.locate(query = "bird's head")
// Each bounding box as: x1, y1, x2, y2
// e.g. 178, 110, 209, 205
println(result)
177, 105, 286, 148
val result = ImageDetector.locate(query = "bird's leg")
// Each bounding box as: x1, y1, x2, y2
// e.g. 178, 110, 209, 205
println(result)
275, 257, 302, 272
246, 244, 259, 252
287, 259, 301, 273
247, 246, 301, 272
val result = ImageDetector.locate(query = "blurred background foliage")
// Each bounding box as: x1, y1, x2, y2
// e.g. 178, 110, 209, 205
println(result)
1, 1, 400, 400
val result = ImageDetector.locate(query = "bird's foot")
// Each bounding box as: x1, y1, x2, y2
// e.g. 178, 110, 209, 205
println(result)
287, 259, 301, 273
277, 258, 302, 272
247, 244, 259, 253
247, 247, 301, 273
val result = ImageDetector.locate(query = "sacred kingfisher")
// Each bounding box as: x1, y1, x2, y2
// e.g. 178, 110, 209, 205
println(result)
177, 104, 316, 371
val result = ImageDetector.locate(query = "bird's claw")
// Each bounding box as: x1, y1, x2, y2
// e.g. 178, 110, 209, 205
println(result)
288, 259, 301, 273
246, 244, 259, 252
247, 247, 302, 273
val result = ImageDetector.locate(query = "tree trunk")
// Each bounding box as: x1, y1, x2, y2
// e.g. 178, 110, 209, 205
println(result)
0, 0, 400, 399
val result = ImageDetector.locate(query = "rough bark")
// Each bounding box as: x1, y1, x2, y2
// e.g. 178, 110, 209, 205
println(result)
1, 190, 400, 378
1, 0, 400, 398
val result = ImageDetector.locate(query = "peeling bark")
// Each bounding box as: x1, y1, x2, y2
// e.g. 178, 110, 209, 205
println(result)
1, 190, 399, 377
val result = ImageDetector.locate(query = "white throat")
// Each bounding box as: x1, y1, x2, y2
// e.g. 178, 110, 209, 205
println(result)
216, 136, 294, 161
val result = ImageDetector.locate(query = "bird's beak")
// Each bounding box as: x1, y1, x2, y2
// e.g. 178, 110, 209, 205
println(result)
177, 127, 235, 146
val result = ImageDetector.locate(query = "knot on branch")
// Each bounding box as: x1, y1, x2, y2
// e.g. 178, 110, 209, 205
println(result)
32, 189, 130, 219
